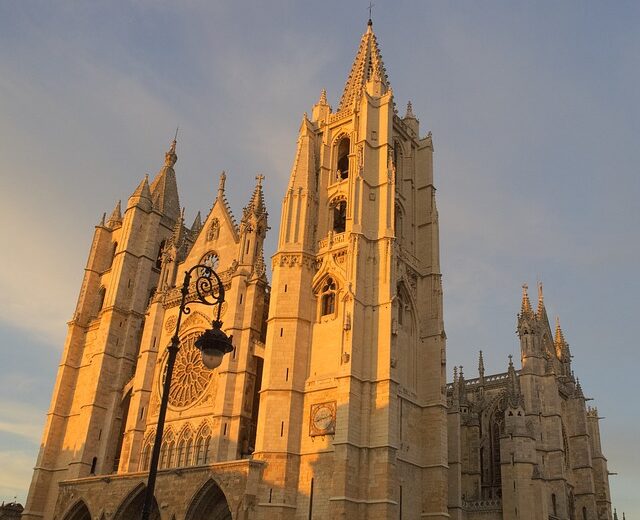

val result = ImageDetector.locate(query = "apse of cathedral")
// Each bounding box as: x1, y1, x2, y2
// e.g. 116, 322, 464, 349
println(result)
22, 21, 613, 520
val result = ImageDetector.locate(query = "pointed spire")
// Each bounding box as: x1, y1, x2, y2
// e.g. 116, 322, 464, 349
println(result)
507, 354, 519, 397
478, 350, 485, 381
536, 281, 548, 321
338, 21, 390, 112
575, 378, 584, 399
319, 88, 328, 105
452, 366, 460, 404
149, 137, 181, 221
405, 101, 416, 119
107, 200, 122, 228
554, 316, 567, 346
190, 211, 202, 235
520, 283, 533, 316
98, 212, 106, 227
243, 174, 267, 219
614, 509, 618, 520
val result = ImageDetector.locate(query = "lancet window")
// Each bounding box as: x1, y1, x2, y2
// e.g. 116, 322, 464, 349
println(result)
336, 137, 350, 180
195, 424, 212, 466
320, 277, 337, 317
332, 200, 347, 233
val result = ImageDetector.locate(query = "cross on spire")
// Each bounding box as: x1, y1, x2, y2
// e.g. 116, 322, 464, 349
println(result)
256, 174, 265, 186
368, 1, 375, 25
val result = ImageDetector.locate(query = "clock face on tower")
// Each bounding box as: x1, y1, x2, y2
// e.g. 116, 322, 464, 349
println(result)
309, 401, 337, 436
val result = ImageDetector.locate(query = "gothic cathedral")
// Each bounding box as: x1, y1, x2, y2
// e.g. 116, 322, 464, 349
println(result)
22, 21, 613, 520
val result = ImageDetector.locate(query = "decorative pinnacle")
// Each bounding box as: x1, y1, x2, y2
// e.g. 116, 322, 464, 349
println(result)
256, 173, 265, 187
520, 283, 533, 316
218, 171, 226, 196
555, 316, 567, 345
478, 350, 485, 379
405, 101, 415, 119
508, 354, 514, 368
319, 88, 328, 105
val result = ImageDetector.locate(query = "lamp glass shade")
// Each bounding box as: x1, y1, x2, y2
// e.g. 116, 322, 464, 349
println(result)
201, 349, 224, 369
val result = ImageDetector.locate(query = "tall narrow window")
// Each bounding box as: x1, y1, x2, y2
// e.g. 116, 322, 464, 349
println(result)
552, 494, 557, 516
582, 506, 587, 520
108, 241, 118, 268
155, 240, 166, 269
97, 286, 106, 312
320, 277, 337, 316
337, 137, 350, 179
333, 200, 347, 233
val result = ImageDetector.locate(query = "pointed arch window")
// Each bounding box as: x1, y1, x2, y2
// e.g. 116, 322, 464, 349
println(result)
195, 424, 211, 466
332, 200, 347, 233
337, 137, 350, 179
320, 277, 337, 317
185, 438, 193, 467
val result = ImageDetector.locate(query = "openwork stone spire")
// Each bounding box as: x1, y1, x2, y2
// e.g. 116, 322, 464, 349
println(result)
149, 138, 180, 221
337, 22, 390, 112
520, 283, 533, 317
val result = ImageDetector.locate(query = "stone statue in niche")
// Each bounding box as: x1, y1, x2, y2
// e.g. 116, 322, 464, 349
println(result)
207, 218, 220, 241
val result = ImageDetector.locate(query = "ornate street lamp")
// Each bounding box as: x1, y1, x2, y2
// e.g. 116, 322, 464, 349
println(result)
141, 263, 234, 520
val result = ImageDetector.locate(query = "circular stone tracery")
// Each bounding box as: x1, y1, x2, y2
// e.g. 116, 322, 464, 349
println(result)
166, 332, 214, 408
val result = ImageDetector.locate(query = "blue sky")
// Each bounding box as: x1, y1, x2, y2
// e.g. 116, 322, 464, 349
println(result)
0, 1, 638, 515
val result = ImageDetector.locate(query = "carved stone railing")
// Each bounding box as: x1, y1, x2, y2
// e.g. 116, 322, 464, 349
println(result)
317, 231, 347, 250
462, 498, 502, 512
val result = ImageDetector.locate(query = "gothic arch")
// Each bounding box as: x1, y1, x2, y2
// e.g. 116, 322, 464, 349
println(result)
182, 310, 211, 333
176, 423, 195, 467
185, 478, 232, 520
61, 499, 91, 520
312, 272, 344, 321
114, 483, 160, 520
194, 420, 213, 466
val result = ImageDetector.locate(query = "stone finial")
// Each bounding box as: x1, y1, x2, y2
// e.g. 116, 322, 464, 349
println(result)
164, 135, 177, 167
478, 350, 485, 381
98, 212, 106, 226
614, 508, 618, 520
575, 378, 584, 399
319, 89, 328, 105
218, 171, 227, 197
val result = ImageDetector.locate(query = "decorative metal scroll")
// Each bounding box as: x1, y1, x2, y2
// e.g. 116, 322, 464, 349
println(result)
182, 264, 226, 324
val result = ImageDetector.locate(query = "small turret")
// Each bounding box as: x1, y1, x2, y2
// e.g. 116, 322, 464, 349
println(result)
403, 101, 419, 135
127, 175, 152, 211
311, 88, 331, 121
239, 175, 268, 270
106, 200, 122, 229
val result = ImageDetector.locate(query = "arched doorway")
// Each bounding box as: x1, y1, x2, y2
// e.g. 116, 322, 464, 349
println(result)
186, 479, 232, 520
62, 500, 91, 520
114, 483, 160, 520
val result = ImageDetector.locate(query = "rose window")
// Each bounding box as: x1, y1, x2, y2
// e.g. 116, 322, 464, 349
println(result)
164, 333, 214, 408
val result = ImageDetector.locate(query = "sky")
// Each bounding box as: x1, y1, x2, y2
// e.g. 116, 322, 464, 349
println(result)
0, 0, 638, 515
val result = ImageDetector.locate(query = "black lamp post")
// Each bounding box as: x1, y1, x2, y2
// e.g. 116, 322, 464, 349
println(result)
141, 263, 234, 520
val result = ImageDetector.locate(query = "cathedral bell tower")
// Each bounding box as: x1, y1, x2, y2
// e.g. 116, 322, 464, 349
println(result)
253, 21, 448, 520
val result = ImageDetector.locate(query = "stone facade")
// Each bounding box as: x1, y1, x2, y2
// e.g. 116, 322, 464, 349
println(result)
22, 21, 613, 520
447, 284, 614, 520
